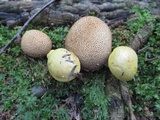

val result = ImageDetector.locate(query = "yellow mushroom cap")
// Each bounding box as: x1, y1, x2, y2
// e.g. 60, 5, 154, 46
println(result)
47, 48, 81, 82
65, 16, 112, 71
108, 46, 138, 81
21, 30, 52, 58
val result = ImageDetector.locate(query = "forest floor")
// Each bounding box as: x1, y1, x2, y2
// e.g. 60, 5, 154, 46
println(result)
0, 0, 160, 120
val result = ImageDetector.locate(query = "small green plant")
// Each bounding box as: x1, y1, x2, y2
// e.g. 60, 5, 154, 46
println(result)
130, 21, 160, 118
44, 27, 69, 48
127, 6, 155, 38
87, 11, 98, 16
81, 73, 109, 120
126, 6, 159, 119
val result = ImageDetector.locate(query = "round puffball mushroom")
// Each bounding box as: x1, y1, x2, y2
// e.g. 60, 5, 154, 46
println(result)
108, 46, 138, 81
21, 30, 52, 58
47, 48, 81, 82
65, 16, 112, 71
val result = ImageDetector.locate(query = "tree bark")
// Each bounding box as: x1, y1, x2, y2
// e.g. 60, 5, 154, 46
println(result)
1, 0, 159, 28
0, 0, 136, 28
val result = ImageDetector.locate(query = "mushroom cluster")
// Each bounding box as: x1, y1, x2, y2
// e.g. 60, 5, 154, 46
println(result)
65, 16, 112, 71
20, 16, 138, 83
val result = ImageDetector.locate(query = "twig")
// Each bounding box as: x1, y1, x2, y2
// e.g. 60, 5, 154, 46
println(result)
0, 0, 56, 55
138, 46, 148, 53
119, 81, 136, 120
129, 23, 155, 52
68, 65, 77, 79
146, 57, 157, 62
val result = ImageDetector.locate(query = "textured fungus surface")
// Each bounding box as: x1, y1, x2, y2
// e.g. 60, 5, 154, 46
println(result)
21, 30, 52, 58
65, 16, 112, 71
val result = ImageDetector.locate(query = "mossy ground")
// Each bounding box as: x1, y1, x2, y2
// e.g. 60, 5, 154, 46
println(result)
0, 6, 160, 120
0, 25, 109, 120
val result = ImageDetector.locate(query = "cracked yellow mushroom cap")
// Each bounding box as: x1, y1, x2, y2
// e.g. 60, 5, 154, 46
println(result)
108, 46, 138, 81
47, 48, 81, 82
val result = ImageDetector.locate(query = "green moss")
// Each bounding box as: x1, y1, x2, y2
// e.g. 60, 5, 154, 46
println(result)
81, 72, 109, 120
112, 6, 160, 119
0, 24, 109, 120
129, 21, 160, 118
0, 5, 160, 119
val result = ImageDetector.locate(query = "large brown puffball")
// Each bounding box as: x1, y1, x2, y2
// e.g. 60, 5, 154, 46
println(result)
65, 16, 112, 71
21, 30, 52, 58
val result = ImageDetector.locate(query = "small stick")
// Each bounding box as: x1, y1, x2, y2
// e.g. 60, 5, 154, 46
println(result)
146, 57, 157, 62
0, 0, 56, 55
68, 65, 77, 79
